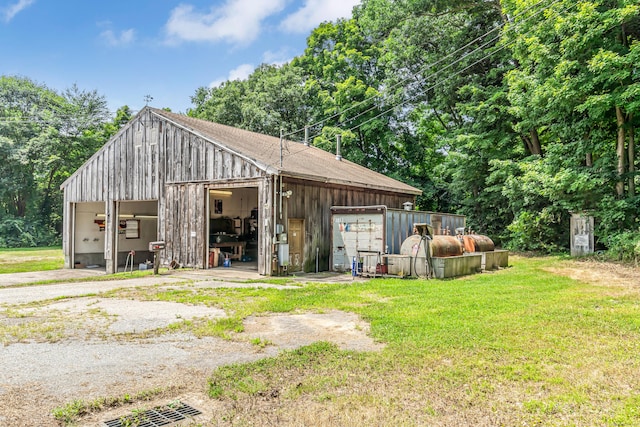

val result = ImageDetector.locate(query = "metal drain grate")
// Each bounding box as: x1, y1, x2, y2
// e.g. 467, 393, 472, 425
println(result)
104, 401, 202, 427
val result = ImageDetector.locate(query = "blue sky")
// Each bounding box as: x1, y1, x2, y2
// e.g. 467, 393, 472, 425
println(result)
1, 0, 360, 114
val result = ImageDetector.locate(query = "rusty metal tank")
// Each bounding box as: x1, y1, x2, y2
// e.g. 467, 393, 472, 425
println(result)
462, 234, 495, 252
400, 235, 464, 258
431, 235, 465, 257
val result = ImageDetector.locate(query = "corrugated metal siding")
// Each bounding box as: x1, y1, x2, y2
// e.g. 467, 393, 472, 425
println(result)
385, 209, 466, 254
386, 210, 432, 255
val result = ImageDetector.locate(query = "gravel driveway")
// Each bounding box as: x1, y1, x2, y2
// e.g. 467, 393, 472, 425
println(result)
0, 269, 379, 426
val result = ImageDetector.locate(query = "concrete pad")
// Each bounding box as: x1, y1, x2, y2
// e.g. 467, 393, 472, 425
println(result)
40, 298, 227, 333
242, 310, 385, 352
0, 268, 103, 287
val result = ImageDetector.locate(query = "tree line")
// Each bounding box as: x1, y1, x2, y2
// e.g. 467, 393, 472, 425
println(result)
190, 0, 640, 256
1, 0, 639, 257
0, 75, 132, 246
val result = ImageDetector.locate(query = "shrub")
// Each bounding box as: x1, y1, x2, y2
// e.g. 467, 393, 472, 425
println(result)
601, 230, 640, 263
0, 216, 61, 248
504, 208, 568, 253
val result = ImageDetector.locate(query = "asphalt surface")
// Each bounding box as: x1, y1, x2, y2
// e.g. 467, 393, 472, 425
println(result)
0, 267, 376, 426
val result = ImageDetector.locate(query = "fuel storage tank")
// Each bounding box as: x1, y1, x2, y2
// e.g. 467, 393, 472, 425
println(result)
462, 234, 495, 253
400, 235, 464, 258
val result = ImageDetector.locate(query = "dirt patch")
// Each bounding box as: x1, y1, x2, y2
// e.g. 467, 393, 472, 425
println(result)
242, 311, 384, 352
544, 259, 640, 296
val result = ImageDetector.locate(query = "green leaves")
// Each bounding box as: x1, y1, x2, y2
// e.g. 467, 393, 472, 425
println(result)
184, 0, 640, 251
189, 63, 313, 139
0, 76, 110, 246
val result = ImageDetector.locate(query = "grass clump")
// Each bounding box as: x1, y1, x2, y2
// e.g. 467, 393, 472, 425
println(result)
0, 319, 64, 345
164, 316, 245, 340
604, 395, 640, 426
250, 337, 272, 348
208, 342, 345, 400
52, 387, 167, 425
242, 277, 299, 286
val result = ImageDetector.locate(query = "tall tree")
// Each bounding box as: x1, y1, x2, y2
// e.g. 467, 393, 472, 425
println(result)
294, 17, 401, 173
189, 63, 314, 139
0, 76, 109, 246
186, 0, 640, 251
356, 0, 519, 228
502, 0, 640, 237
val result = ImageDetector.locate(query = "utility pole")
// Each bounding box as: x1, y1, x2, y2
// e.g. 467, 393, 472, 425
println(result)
280, 129, 283, 168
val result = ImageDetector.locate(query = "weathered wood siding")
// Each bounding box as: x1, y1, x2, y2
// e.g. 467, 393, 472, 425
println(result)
161, 183, 207, 268
283, 179, 413, 272
62, 201, 72, 268
162, 121, 262, 184
157, 116, 267, 270
62, 109, 264, 203
63, 111, 162, 203
62, 109, 269, 272
258, 176, 275, 275
62, 107, 419, 275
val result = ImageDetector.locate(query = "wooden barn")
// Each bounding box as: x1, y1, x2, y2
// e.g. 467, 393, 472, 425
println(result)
61, 107, 421, 275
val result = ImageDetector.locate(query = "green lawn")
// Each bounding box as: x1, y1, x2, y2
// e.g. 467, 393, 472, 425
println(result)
202, 257, 640, 425
66, 255, 639, 426
0, 246, 63, 274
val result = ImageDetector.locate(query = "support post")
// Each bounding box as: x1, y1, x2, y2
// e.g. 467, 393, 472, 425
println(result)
154, 252, 159, 275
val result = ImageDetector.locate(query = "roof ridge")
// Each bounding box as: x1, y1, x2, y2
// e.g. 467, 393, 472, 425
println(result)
134, 108, 420, 196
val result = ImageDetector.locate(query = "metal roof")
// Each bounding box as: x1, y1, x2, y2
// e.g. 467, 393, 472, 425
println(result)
151, 108, 421, 196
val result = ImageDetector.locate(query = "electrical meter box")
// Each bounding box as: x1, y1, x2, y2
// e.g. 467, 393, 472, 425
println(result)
278, 244, 289, 266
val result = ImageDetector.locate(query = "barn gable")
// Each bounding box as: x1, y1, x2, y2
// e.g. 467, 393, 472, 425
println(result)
61, 108, 267, 202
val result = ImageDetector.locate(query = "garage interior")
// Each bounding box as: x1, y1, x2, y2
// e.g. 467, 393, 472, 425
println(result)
72, 201, 158, 271
207, 187, 258, 270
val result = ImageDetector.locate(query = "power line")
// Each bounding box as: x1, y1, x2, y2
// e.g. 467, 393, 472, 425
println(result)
315, 0, 568, 139
0, 108, 140, 125
342, 0, 574, 136
280, 0, 557, 141
270, 0, 573, 168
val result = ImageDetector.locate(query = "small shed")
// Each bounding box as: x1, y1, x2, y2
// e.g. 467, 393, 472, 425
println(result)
60, 107, 422, 275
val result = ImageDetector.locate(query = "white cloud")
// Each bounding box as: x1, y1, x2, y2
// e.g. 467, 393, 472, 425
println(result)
166, 0, 286, 46
209, 63, 255, 88
279, 0, 359, 34
262, 48, 293, 66
228, 63, 255, 80
100, 28, 135, 46
2, 0, 35, 23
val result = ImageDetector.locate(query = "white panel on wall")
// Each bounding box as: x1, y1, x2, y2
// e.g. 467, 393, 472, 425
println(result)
74, 211, 105, 254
